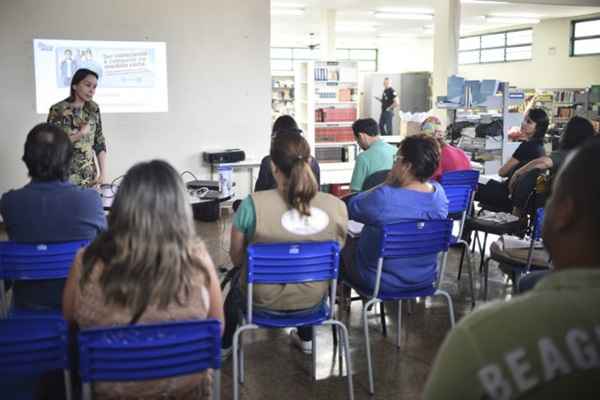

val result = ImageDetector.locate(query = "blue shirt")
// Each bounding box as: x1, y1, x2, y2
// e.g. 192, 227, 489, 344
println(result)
0, 180, 107, 309
348, 181, 448, 293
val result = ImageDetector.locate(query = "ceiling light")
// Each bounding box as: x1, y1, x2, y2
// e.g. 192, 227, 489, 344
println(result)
377, 7, 434, 14
336, 25, 377, 33
485, 16, 540, 24
271, 2, 306, 8
374, 12, 433, 21
271, 8, 305, 16
376, 33, 417, 38
461, 0, 510, 4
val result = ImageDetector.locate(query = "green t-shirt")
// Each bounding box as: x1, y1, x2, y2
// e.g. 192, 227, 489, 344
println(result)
233, 195, 256, 238
350, 139, 397, 192
424, 269, 600, 400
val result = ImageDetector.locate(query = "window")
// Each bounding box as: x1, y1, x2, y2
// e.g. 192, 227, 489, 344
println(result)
334, 48, 378, 72
459, 28, 533, 65
571, 18, 600, 56
271, 47, 378, 72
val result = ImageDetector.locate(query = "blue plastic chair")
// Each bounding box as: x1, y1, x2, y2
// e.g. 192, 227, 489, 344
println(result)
0, 240, 89, 317
443, 185, 476, 306
232, 241, 353, 400
342, 220, 454, 395
440, 170, 480, 191
78, 319, 222, 400
0, 316, 72, 400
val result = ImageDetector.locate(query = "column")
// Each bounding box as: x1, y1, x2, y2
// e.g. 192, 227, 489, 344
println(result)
432, 0, 460, 121
320, 9, 336, 61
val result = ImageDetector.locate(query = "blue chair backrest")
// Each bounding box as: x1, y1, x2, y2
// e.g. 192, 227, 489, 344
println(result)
533, 208, 544, 241
0, 240, 89, 280
78, 319, 221, 383
246, 241, 340, 284
0, 317, 69, 376
443, 185, 472, 215
379, 220, 452, 259
440, 170, 480, 190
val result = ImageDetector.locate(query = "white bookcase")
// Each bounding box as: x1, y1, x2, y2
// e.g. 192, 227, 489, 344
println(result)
295, 60, 360, 185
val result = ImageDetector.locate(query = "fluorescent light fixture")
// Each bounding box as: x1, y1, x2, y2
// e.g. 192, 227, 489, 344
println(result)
376, 33, 417, 38
271, 8, 305, 16
271, 2, 305, 7
461, 0, 510, 4
336, 25, 377, 33
485, 15, 540, 24
377, 7, 434, 14
374, 12, 433, 21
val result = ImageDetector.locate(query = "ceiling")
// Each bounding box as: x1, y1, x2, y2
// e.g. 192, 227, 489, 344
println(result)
271, 0, 600, 46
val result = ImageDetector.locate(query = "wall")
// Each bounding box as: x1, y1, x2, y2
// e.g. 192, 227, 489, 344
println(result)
0, 0, 271, 196
459, 14, 600, 89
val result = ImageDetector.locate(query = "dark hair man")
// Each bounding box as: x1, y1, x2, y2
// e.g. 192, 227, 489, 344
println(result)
0, 123, 106, 310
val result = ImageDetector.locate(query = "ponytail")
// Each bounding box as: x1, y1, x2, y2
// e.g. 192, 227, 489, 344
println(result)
270, 132, 318, 216
287, 158, 318, 216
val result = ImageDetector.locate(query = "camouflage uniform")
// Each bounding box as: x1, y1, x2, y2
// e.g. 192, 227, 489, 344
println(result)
47, 99, 107, 187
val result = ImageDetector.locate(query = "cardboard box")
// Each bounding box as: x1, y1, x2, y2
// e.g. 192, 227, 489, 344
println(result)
400, 120, 421, 137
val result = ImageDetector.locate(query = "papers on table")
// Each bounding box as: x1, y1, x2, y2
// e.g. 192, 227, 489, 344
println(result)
348, 220, 364, 238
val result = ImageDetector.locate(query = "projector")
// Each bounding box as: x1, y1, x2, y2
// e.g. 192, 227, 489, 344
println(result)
203, 149, 245, 164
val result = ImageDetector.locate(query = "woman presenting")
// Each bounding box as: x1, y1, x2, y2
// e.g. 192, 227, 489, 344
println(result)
47, 68, 107, 187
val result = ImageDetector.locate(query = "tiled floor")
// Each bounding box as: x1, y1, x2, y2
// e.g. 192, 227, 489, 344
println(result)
196, 213, 513, 400
0, 214, 513, 400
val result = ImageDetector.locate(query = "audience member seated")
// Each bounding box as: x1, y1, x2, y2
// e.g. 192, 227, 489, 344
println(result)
0, 123, 106, 310
477, 108, 548, 212
254, 115, 320, 191
62, 160, 224, 399
509, 115, 596, 193
342, 134, 448, 295
420, 116, 471, 181
223, 132, 348, 355
349, 118, 397, 192
424, 138, 600, 399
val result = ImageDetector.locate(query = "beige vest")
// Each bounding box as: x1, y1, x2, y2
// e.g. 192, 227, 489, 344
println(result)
246, 189, 348, 310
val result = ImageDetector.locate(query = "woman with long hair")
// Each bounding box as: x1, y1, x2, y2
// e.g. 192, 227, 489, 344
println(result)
341, 134, 448, 294
254, 115, 321, 191
476, 108, 549, 211
222, 131, 347, 355
63, 160, 224, 399
47, 68, 107, 187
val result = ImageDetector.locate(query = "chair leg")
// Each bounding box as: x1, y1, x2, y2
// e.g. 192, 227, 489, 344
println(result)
363, 298, 379, 395
396, 300, 402, 349
82, 383, 92, 400
457, 244, 466, 280
312, 326, 317, 381
212, 369, 221, 400
434, 289, 456, 327
380, 302, 387, 337
233, 325, 256, 400
325, 320, 354, 400
483, 258, 492, 301
479, 232, 489, 273
332, 324, 338, 352
63, 369, 72, 400
458, 240, 476, 307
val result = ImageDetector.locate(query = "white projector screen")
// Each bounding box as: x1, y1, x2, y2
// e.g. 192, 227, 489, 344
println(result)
33, 39, 168, 114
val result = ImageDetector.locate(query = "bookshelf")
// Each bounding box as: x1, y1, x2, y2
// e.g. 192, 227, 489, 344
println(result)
271, 74, 295, 123
295, 60, 360, 184
438, 80, 526, 175
537, 88, 587, 130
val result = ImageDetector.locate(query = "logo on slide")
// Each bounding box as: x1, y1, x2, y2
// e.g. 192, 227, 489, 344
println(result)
281, 207, 330, 236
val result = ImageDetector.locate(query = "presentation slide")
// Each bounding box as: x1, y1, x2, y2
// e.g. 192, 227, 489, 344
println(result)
33, 39, 168, 113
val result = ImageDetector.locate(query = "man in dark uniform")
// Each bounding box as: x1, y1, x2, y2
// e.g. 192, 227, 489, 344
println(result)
376, 77, 399, 136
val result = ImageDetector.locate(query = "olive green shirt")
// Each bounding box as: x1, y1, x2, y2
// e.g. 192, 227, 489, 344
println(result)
350, 139, 397, 192
47, 99, 106, 187
425, 268, 600, 400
